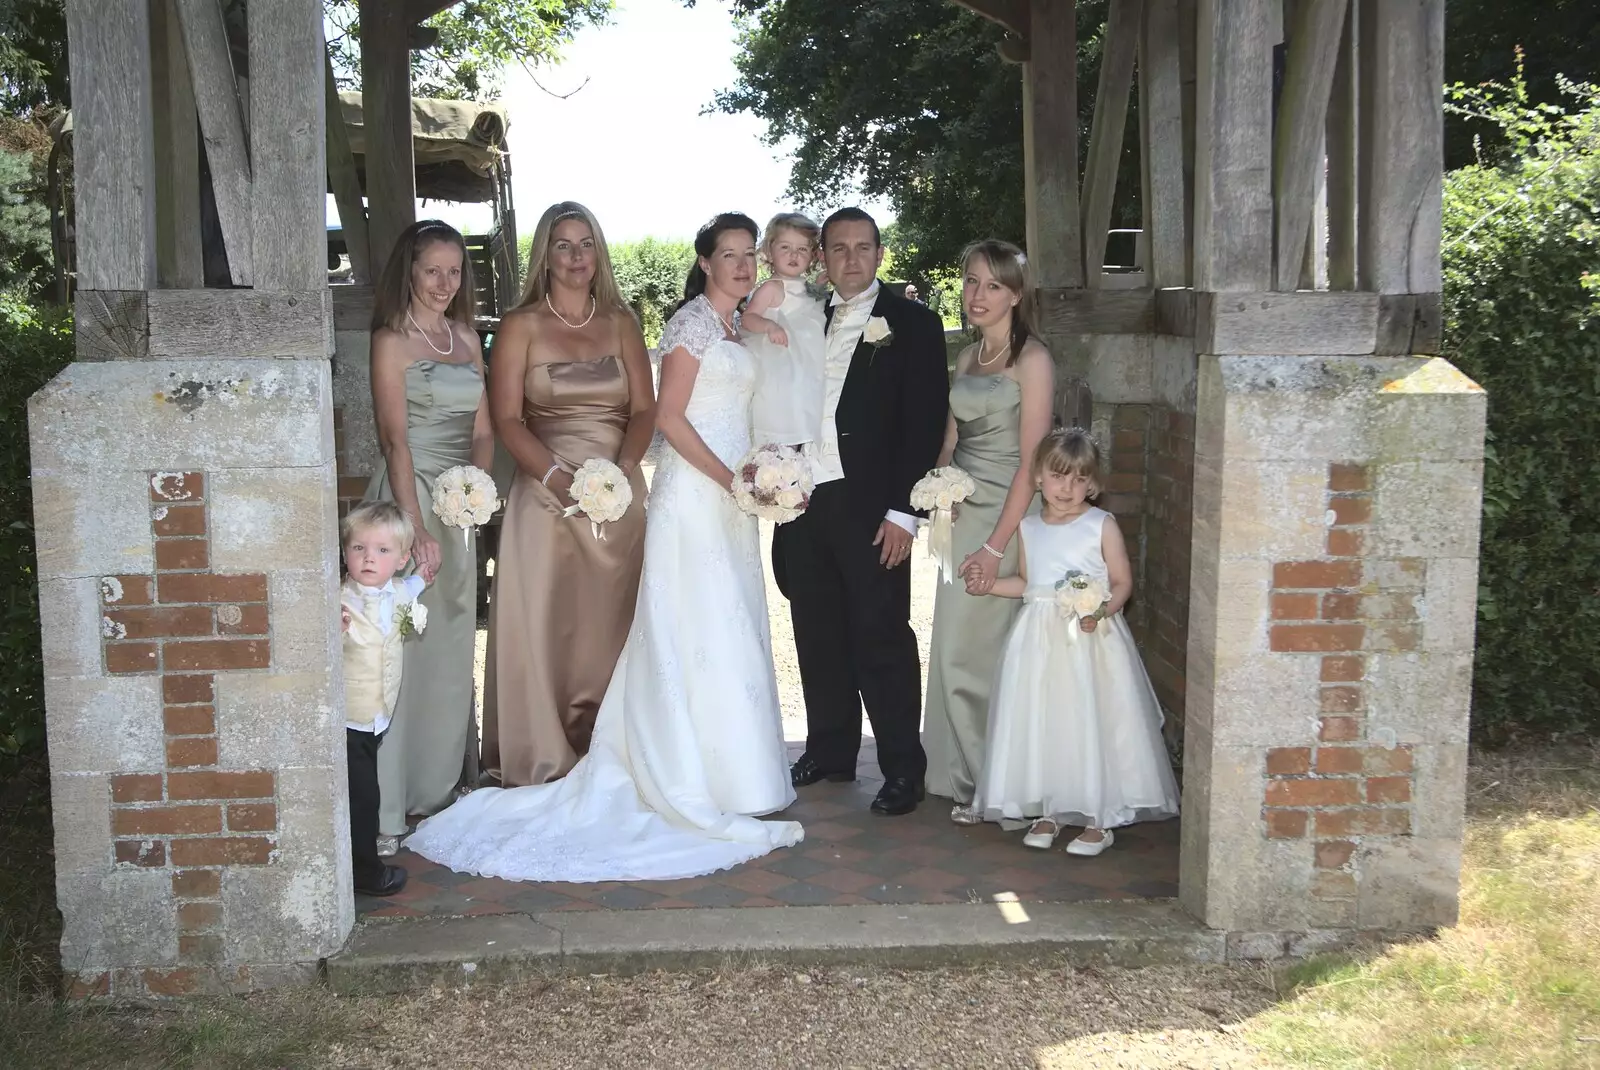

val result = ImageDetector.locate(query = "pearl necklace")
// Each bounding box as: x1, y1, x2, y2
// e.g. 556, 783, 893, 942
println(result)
407, 309, 455, 357
977, 339, 1011, 367
546, 293, 597, 329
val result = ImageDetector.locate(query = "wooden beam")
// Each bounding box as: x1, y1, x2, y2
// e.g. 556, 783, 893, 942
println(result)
1196, 290, 1379, 353
1154, 287, 1196, 336
362, 0, 417, 275
1178, 0, 1197, 283
1139, 0, 1189, 288
1324, 0, 1357, 290
332, 284, 376, 332
148, 290, 332, 358
951, 0, 1030, 37
1357, 0, 1443, 293
1273, 0, 1348, 290
407, 0, 458, 23
1081, 0, 1142, 287
1192, 0, 1274, 292
325, 46, 372, 283
1038, 287, 1156, 335
249, 0, 327, 292
63, 0, 157, 291
74, 291, 150, 361
1375, 292, 1442, 355
151, 0, 203, 288
1023, 0, 1084, 289
175, 0, 253, 286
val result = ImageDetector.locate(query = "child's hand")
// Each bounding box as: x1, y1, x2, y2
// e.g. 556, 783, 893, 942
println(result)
766, 326, 789, 347
1079, 615, 1099, 633
340, 606, 352, 633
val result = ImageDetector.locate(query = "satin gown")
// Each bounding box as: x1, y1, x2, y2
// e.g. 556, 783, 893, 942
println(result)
367, 358, 483, 836
482, 353, 647, 786
923, 372, 1036, 803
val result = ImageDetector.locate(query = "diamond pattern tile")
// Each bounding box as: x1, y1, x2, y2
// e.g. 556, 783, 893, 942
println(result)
359, 748, 1181, 919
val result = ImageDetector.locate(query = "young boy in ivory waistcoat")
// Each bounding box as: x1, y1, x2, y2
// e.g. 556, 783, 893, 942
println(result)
340, 501, 428, 897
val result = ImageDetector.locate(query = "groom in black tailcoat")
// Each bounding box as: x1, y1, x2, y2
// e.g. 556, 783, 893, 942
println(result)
772, 207, 950, 815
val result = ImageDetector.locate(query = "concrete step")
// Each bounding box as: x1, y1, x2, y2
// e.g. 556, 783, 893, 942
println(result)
325, 900, 1223, 994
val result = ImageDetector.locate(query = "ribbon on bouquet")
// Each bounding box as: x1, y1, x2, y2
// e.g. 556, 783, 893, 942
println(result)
928, 506, 957, 584
561, 504, 606, 540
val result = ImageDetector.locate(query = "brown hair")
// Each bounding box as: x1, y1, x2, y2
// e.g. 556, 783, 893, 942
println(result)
340, 500, 416, 553
760, 212, 821, 269
517, 201, 626, 314
371, 220, 476, 333
1031, 428, 1103, 498
960, 239, 1042, 369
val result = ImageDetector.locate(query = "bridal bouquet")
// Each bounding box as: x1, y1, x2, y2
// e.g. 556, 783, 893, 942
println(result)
563, 458, 634, 539
910, 465, 979, 583
394, 598, 427, 639
1055, 569, 1110, 631
432, 465, 501, 544
732, 443, 813, 524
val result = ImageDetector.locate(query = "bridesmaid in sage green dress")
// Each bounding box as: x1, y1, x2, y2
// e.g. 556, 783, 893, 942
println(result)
366, 221, 494, 851
922, 240, 1056, 820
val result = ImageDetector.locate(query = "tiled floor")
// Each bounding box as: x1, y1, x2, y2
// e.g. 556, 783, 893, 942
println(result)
357, 743, 1180, 919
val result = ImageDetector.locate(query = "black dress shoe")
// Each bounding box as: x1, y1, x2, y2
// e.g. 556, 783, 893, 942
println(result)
354, 864, 408, 897
791, 755, 855, 787
871, 777, 926, 816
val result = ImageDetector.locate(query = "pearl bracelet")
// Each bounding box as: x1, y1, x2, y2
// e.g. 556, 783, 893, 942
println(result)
980, 542, 1004, 559
540, 464, 561, 486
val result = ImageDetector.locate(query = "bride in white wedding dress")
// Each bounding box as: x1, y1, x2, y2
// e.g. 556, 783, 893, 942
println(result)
405, 213, 804, 882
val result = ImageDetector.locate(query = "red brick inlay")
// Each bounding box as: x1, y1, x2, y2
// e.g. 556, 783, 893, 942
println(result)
1261, 463, 1419, 901
98, 472, 281, 966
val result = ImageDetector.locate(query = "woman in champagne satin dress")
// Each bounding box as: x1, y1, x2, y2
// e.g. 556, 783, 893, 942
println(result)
482, 202, 655, 786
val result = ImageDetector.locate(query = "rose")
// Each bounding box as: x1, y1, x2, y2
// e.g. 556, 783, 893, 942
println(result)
776, 488, 803, 509
755, 466, 784, 492
863, 316, 893, 347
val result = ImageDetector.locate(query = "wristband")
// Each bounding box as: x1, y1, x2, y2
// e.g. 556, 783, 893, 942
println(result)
541, 464, 561, 486
980, 542, 1004, 559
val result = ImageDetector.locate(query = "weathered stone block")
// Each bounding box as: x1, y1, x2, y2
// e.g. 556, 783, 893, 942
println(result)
1421, 557, 1480, 654
1370, 462, 1485, 559
1082, 334, 1153, 403
1185, 556, 1272, 665
266, 568, 342, 677
1191, 455, 1328, 561
1365, 652, 1473, 745
1409, 743, 1470, 843
1151, 335, 1199, 411
30, 470, 153, 580
37, 577, 106, 678
215, 672, 340, 771
42, 676, 164, 775
1356, 836, 1463, 930
331, 329, 380, 477
1206, 652, 1323, 747
208, 466, 339, 573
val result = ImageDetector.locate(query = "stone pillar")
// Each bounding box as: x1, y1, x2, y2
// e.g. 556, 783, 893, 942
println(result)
1180, 354, 1484, 948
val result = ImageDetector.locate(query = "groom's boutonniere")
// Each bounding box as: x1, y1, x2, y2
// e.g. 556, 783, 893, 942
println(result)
395, 599, 427, 639
863, 316, 894, 360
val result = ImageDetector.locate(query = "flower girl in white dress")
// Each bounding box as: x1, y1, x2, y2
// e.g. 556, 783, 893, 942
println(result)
970, 429, 1180, 855
739, 212, 827, 447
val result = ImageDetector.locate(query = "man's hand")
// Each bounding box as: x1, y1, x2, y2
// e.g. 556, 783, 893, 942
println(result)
874, 520, 914, 569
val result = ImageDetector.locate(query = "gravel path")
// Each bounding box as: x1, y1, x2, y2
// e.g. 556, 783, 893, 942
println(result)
321, 963, 1275, 1069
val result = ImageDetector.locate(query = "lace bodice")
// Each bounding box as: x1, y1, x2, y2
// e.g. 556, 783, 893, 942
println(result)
657, 296, 755, 466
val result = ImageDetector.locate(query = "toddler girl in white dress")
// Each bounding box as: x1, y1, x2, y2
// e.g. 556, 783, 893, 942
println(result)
740, 212, 828, 447
970, 429, 1180, 855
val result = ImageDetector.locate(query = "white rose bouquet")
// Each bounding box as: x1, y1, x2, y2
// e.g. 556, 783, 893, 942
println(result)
731, 443, 814, 524
1055, 569, 1110, 633
394, 598, 427, 639
910, 465, 979, 583
431, 465, 501, 545
562, 458, 634, 539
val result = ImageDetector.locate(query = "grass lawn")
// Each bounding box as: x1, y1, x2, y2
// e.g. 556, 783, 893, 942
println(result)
2, 744, 1596, 1069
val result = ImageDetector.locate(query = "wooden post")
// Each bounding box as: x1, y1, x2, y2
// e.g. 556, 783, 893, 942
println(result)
325, 50, 372, 284
1325, 0, 1357, 290
1356, 0, 1443, 294
1272, 0, 1348, 290
1023, 0, 1084, 289
249, 0, 327, 292
1192, 0, 1274, 292
63, 0, 157, 291
1081, 0, 1142, 286
1140, 0, 1189, 288
361, 0, 416, 277
175, 0, 253, 285
151, 0, 203, 289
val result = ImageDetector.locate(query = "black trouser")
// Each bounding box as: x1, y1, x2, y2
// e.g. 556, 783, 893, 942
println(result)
346, 727, 386, 887
777, 481, 927, 782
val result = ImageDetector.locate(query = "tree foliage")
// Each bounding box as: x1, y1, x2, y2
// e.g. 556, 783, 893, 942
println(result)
1440, 71, 1600, 741
0, 147, 50, 294
0, 0, 69, 115
325, 0, 612, 100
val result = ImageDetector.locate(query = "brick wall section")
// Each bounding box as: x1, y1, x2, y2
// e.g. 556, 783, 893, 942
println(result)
1262, 463, 1420, 921
1101, 404, 1150, 643
92, 472, 280, 990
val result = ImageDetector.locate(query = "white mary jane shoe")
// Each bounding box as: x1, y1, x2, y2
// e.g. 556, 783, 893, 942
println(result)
1065, 829, 1114, 857
1022, 819, 1061, 849
950, 804, 982, 826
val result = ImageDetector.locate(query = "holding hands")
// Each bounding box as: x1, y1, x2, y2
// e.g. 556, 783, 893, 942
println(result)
961, 540, 1004, 595
411, 524, 441, 583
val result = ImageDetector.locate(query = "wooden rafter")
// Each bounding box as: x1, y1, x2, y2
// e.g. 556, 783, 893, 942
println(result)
325, 45, 372, 283
950, 0, 1030, 38
250, 0, 327, 291
1273, 0, 1348, 290
1325, 0, 1357, 290
1081, 0, 1141, 286
175, 0, 253, 286
1139, 0, 1189, 287
1023, 0, 1083, 289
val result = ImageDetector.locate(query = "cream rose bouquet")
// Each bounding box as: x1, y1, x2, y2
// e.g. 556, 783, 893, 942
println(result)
910, 465, 979, 583
1055, 569, 1110, 634
431, 465, 501, 545
731, 443, 813, 524
562, 458, 634, 539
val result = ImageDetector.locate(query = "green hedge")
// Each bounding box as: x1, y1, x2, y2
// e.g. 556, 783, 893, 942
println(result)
0, 295, 72, 759
1442, 80, 1600, 741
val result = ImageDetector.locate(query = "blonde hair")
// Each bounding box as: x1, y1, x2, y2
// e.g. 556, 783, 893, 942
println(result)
1032, 428, 1103, 498
371, 220, 477, 333
760, 212, 821, 268
960, 239, 1042, 369
340, 500, 416, 554
517, 201, 626, 313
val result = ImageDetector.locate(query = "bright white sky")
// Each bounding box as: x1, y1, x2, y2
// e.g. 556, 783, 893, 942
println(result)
331, 0, 892, 243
